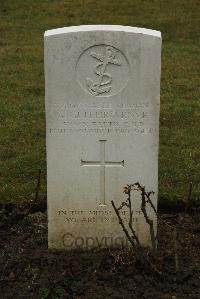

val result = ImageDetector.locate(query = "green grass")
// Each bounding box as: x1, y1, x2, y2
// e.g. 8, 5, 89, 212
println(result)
0, 0, 199, 204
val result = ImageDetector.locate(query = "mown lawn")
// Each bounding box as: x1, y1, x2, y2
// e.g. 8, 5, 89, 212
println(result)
0, 0, 199, 204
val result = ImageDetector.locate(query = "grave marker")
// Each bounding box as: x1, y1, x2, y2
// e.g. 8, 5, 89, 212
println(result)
44, 25, 162, 249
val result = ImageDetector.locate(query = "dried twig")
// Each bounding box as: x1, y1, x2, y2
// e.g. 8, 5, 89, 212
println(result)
145, 192, 157, 215
125, 186, 140, 246
130, 182, 157, 253
174, 225, 179, 273
117, 201, 129, 210
187, 181, 193, 202
185, 181, 193, 214
35, 169, 41, 201
111, 182, 164, 277
111, 200, 138, 248
111, 198, 162, 277
159, 216, 174, 229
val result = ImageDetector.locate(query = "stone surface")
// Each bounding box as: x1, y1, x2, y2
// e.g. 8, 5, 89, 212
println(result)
44, 25, 162, 249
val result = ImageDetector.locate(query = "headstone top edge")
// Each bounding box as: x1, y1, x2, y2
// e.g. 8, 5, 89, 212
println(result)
44, 25, 161, 38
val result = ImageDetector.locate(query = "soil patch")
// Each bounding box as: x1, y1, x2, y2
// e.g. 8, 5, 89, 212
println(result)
0, 204, 199, 298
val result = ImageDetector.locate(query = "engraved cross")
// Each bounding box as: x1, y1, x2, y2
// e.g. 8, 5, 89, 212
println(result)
81, 140, 124, 206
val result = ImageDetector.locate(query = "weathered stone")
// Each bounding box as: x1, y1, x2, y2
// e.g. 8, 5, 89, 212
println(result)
44, 25, 162, 249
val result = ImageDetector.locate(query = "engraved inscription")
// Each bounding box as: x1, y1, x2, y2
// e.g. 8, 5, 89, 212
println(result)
76, 45, 130, 97
81, 140, 124, 206
58, 209, 142, 224
51, 102, 155, 135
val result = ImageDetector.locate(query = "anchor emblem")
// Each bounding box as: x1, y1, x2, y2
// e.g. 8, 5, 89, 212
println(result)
86, 46, 122, 96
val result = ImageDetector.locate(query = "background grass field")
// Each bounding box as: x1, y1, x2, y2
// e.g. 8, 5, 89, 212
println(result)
0, 0, 199, 204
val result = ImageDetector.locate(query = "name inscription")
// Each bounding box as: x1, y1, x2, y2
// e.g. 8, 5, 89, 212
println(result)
50, 102, 154, 135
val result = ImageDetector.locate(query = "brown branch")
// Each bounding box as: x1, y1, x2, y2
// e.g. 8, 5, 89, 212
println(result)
124, 182, 158, 252
145, 191, 157, 215
187, 181, 193, 202
127, 190, 140, 246
35, 169, 41, 201
111, 200, 137, 248
159, 216, 174, 229
117, 201, 129, 210
137, 184, 156, 254
111, 184, 162, 277
174, 225, 179, 273
185, 181, 193, 213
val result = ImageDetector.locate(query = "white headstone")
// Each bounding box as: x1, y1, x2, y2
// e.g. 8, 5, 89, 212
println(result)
44, 25, 161, 249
